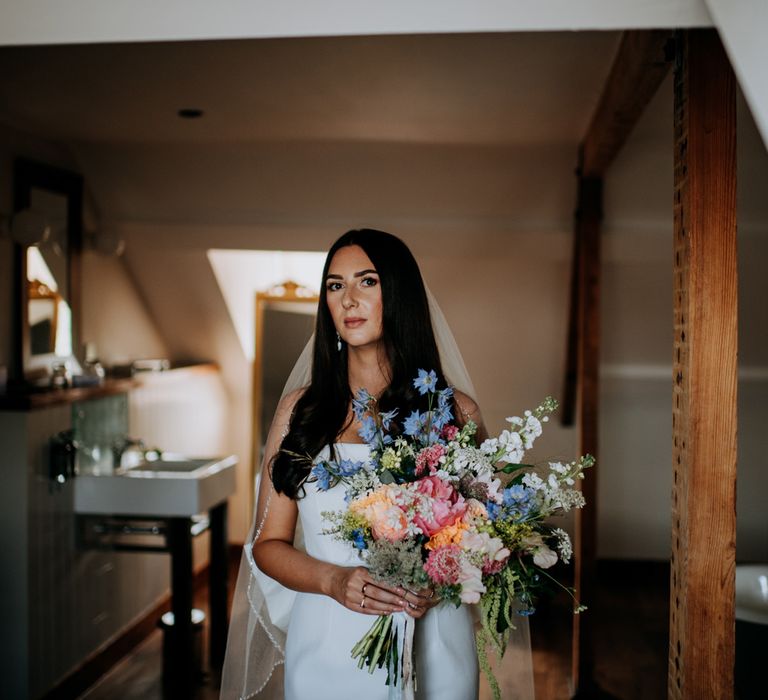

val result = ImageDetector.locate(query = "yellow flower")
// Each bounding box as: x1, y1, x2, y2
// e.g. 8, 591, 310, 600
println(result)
380, 448, 401, 471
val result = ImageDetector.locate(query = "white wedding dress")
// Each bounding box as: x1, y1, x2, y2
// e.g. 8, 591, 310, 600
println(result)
284, 442, 479, 700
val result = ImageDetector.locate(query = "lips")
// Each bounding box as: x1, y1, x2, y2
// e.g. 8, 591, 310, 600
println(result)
344, 317, 366, 328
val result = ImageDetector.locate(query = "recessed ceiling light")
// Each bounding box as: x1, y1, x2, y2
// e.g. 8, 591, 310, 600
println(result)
178, 108, 204, 119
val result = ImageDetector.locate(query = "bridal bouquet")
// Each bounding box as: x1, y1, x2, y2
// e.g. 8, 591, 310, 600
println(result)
313, 370, 593, 700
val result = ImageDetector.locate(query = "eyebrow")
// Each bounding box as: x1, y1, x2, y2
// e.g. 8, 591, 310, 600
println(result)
325, 269, 378, 280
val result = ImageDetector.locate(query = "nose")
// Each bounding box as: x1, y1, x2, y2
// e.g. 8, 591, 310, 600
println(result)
341, 286, 358, 309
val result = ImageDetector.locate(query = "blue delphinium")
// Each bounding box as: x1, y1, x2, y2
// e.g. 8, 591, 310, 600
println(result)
413, 369, 438, 395
437, 385, 454, 409
351, 528, 367, 551
311, 459, 365, 491
311, 462, 333, 491
352, 388, 374, 421
502, 484, 535, 521
359, 415, 378, 443
486, 485, 536, 523
379, 408, 398, 431
432, 403, 453, 432
403, 410, 423, 438
486, 501, 502, 521
338, 459, 364, 477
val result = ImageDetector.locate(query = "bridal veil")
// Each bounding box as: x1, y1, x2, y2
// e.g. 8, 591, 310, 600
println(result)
219, 289, 535, 699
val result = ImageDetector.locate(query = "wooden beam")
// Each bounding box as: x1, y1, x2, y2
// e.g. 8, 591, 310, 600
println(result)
670, 29, 737, 700
564, 30, 673, 425
582, 30, 674, 177
571, 175, 602, 697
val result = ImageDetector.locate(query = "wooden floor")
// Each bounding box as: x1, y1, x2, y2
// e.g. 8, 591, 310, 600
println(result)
78, 560, 668, 700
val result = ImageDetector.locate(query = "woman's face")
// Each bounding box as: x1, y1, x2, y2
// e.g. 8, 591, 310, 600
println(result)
325, 244, 383, 351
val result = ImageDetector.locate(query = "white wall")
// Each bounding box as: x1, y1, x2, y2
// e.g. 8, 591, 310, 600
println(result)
598, 77, 768, 561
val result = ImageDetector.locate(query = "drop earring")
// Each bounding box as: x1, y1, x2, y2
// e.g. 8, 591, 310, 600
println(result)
336, 331, 342, 352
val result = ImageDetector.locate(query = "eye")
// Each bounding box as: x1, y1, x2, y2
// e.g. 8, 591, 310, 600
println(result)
361, 276, 378, 288
326, 281, 343, 292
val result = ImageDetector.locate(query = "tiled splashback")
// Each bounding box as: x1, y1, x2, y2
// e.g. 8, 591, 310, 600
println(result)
72, 394, 129, 475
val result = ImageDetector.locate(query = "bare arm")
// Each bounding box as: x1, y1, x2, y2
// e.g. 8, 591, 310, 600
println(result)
251, 392, 430, 617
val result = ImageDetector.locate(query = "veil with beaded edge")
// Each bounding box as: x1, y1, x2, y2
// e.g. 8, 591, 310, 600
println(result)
219, 289, 535, 700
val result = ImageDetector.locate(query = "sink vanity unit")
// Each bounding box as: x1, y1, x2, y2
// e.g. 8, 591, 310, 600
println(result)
76, 454, 236, 691
0, 370, 235, 699
75, 455, 236, 517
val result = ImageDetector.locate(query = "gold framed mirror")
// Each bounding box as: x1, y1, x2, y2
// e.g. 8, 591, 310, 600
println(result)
27, 278, 62, 356
250, 280, 318, 517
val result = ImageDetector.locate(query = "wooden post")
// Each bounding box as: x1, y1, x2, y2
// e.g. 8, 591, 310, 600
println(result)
571, 174, 602, 697
670, 29, 737, 699
563, 30, 673, 426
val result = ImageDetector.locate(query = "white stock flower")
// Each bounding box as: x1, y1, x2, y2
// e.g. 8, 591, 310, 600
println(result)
522, 472, 545, 491
519, 415, 543, 449
480, 437, 499, 455
549, 461, 568, 475
498, 430, 524, 463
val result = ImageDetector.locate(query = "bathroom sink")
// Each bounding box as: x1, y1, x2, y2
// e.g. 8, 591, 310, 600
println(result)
117, 456, 224, 476
74, 455, 237, 517
736, 564, 768, 625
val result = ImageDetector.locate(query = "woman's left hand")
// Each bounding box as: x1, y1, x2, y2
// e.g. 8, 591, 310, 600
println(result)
397, 586, 440, 619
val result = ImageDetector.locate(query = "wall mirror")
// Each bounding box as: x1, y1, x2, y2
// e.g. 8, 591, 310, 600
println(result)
251, 280, 317, 515
13, 159, 83, 384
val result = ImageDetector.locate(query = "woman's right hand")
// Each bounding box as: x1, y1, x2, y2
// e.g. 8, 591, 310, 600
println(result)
329, 566, 410, 616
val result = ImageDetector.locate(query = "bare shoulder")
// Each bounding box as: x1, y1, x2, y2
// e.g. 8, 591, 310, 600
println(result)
453, 389, 489, 441
453, 389, 480, 421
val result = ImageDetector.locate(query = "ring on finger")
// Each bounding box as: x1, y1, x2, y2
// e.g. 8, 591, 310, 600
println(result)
362, 583, 368, 596
360, 596, 366, 609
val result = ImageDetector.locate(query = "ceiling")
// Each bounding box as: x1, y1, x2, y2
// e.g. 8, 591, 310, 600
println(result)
0, 32, 621, 146
0, 32, 629, 230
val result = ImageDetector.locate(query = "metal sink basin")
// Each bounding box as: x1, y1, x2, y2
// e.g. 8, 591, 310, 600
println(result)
75, 455, 237, 517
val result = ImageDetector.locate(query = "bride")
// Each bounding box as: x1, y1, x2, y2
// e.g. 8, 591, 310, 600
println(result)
220, 229, 533, 700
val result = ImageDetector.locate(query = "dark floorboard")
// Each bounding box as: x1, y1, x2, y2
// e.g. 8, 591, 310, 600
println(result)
78, 559, 669, 700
